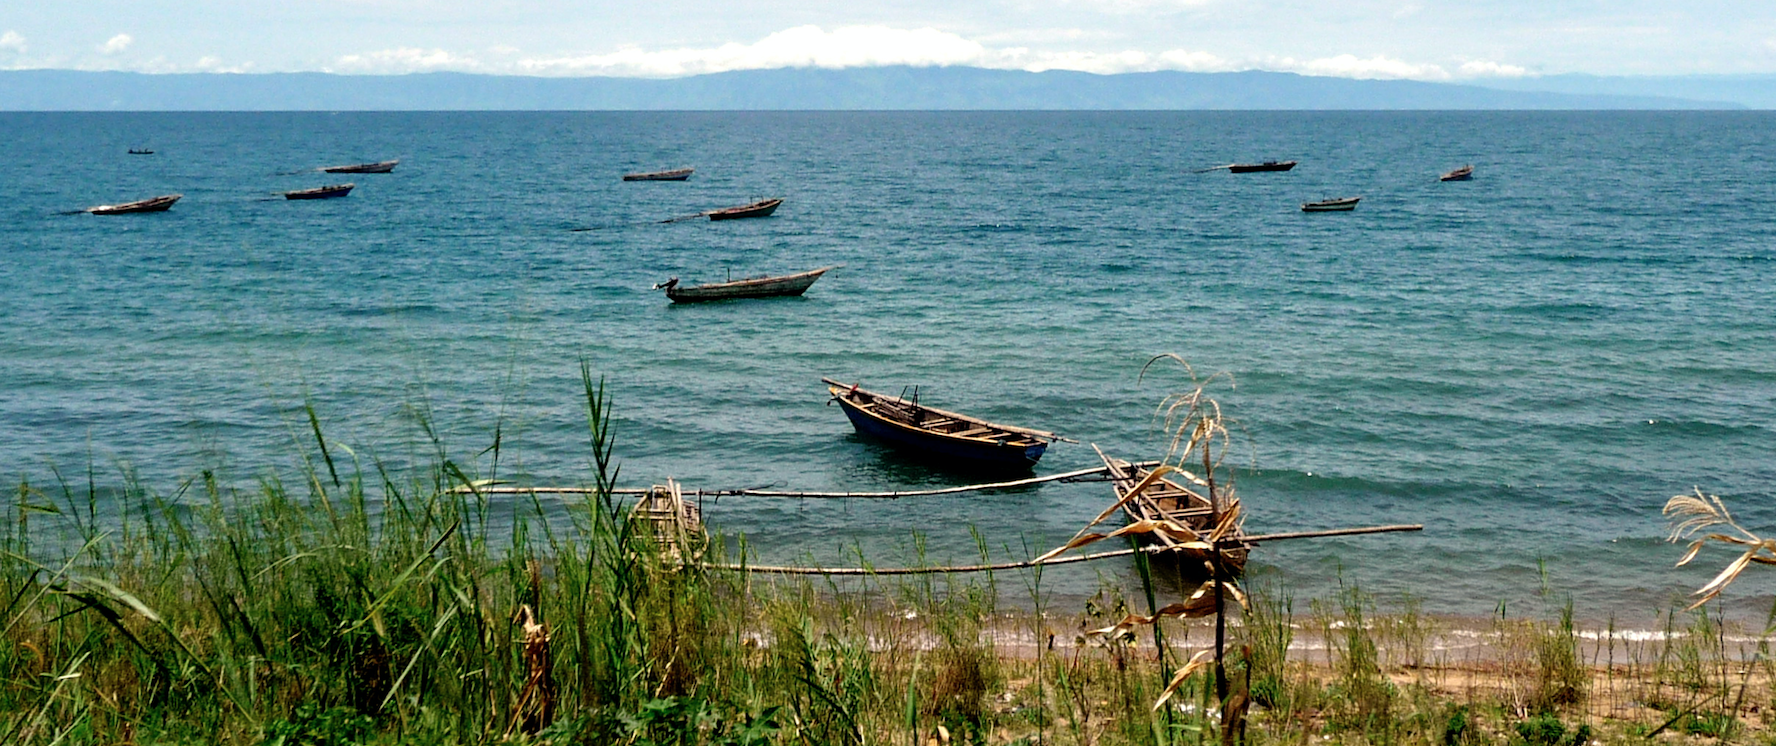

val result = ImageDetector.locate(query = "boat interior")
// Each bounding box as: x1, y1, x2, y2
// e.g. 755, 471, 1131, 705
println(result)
846, 390, 1043, 446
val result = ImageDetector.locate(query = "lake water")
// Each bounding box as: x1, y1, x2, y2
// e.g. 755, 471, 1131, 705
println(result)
2, 111, 1773, 623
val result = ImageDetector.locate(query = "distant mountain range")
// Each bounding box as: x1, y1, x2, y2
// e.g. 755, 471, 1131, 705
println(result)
0, 66, 1764, 111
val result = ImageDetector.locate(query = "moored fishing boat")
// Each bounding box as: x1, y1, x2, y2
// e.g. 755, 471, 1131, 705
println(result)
823, 378, 1064, 468
1440, 164, 1474, 181
623, 167, 694, 181
1301, 196, 1360, 212
1098, 452, 1247, 573
322, 159, 398, 174
707, 198, 782, 220
1228, 160, 1297, 173
653, 266, 837, 303
629, 478, 706, 563
283, 183, 355, 200
87, 194, 181, 214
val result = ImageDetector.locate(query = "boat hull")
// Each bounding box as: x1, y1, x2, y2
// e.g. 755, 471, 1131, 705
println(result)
665, 266, 832, 303
1440, 167, 1474, 181
624, 168, 694, 181
1301, 197, 1360, 212
708, 198, 782, 220
322, 160, 398, 174
834, 396, 1047, 468
88, 194, 181, 214
1101, 457, 1247, 575
1229, 161, 1297, 173
285, 184, 354, 200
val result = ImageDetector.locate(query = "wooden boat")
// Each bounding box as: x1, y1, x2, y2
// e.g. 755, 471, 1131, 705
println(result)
1440, 164, 1474, 181
629, 479, 706, 563
1301, 196, 1360, 212
87, 194, 181, 214
623, 167, 694, 181
1099, 453, 1246, 573
823, 378, 1063, 468
654, 266, 836, 303
1228, 160, 1297, 173
707, 198, 782, 220
322, 159, 398, 174
283, 183, 354, 200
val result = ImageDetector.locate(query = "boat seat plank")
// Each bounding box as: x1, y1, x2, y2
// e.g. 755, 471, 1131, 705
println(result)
953, 426, 994, 438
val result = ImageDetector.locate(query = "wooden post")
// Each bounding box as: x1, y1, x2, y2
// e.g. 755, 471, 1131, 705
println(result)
1205, 425, 1229, 705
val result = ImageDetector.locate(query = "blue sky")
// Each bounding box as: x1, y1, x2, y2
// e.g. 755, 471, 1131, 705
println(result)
3, 1, 1771, 80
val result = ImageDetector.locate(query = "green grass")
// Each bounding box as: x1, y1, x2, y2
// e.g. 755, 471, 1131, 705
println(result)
3, 369, 1771, 745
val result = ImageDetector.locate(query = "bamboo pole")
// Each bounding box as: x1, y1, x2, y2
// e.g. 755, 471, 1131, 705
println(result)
699, 524, 1422, 576
455, 463, 1156, 500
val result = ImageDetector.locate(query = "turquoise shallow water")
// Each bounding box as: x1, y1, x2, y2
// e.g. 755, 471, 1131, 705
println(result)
2, 111, 1773, 621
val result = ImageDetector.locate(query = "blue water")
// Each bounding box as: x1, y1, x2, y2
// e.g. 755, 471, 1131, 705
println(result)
3, 111, 1773, 622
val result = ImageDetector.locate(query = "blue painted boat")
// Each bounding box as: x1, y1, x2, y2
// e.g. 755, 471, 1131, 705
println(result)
823, 378, 1063, 469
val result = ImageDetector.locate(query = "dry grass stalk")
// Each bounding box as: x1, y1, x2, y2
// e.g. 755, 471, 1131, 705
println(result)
506, 603, 556, 737
1153, 649, 1215, 710
1664, 488, 1776, 608
1083, 578, 1246, 640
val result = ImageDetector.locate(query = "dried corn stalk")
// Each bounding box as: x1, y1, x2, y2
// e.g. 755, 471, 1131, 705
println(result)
1664, 488, 1776, 609
506, 604, 556, 736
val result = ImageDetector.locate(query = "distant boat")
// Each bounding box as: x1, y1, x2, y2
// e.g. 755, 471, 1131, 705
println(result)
707, 198, 783, 220
1440, 164, 1474, 181
284, 183, 354, 200
127, 149, 154, 155
1301, 196, 1360, 212
623, 167, 694, 181
1228, 160, 1297, 173
1099, 452, 1247, 572
823, 378, 1065, 469
87, 194, 181, 215
322, 159, 398, 174
653, 265, 836, 303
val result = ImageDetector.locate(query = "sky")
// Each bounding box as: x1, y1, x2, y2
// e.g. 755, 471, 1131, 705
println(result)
2, 1, 1773, 81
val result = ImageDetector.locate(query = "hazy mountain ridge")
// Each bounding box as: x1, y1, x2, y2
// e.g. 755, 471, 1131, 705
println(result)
0, 66, 1749, 110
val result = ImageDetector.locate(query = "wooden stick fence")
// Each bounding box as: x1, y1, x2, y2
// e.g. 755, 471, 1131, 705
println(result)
702, 524, 1422, 576
458, 462, 1158, 500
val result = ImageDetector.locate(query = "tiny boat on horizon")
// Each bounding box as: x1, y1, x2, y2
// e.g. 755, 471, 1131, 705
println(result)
322, 159, 399, 174
127, 149, 154, 155
283, 183, 355, 200
824, 378, 1065, 469
623, 167, 694, 181
1301, 196, 1360, 212
87, 194, 181, 215
1440, 164, 1474, 181
707, 198, 783, 220
654, 265, 836, 303
1228, 160, 1297, 173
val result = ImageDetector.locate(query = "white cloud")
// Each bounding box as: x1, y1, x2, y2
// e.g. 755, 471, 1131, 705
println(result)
331, 47, 482, 73
1273, 53, 1451, 80
977, 28, 1118, 45
517, 26, 990, 77
1457, 60, 1530, 78
99, 34, 132, 55
0, 31, 25, 54
486, 26, 1235, 78
194, 56, 252, 73
1059, 0, 1218, 13
304, 25, 1526, 84
1158, 49, 1237, 71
